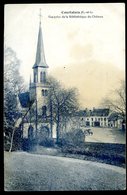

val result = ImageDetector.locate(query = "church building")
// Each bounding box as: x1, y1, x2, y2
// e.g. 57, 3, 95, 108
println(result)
18, 13, 53, 144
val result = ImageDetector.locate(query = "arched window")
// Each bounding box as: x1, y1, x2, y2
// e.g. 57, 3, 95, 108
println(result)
40, 72, 43, 82
34, 73, 37, 83
45, 90, 48, 96
42, 106, 47, 116
42, 89, 48, 96
42, 72, 46, 83
42, 89, 45, 96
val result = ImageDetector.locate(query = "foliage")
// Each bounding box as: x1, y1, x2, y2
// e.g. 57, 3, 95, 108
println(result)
21, 138, 36, 151
22, 138, 30, 151
4, 47, 26, 150
58, 129, 85, 147
61, 142, 125, 167
38, 125, 55, 147
39, 138, 55, 147
4, 47, 26, 93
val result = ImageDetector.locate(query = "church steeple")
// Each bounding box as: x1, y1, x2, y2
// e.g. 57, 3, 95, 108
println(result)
33, 10, 48, 68
28, 10, 51, 141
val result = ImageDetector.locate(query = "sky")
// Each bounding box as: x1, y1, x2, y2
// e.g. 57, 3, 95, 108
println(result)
4, 3, 125, 109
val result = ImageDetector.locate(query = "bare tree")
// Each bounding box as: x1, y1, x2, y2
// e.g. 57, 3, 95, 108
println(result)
101, 80, 125, 116
47, 77, 79, 143
101, 80, 126, 129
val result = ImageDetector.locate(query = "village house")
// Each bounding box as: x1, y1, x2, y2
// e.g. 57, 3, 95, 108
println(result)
66, 108, 124, 130
108, 112, 124, 129
75, 108, 110, 128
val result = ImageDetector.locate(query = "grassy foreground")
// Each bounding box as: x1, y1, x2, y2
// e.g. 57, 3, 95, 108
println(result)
4, 151, 126, 191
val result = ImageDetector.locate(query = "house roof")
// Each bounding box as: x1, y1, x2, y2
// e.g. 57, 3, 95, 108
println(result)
92, 108, 110, 117
18, 92, 30, 108
75, 108, 110, 117
74, 110, 86, 117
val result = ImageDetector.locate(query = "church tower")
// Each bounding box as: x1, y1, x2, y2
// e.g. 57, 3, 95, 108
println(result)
29, 11, 49, 119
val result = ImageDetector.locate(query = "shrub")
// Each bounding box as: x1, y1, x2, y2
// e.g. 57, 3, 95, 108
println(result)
59, 129, 85, 147
39, 138, 55, 147
22, 138, 30, 151
61, 142, 125, 166
36, 125, 55, 147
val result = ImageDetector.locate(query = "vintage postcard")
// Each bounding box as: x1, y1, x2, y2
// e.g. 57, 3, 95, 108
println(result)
4, 3, 125, 191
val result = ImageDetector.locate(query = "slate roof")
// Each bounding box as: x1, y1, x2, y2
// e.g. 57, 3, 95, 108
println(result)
91, 108, 110, 117
18, 92, 30, 108
33, 24, 48, 68
75, 108, 110, 117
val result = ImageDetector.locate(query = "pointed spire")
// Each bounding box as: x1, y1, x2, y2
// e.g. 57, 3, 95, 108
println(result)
29, 75, 31, 88
33, 10, 48, 69
39, 8, 42, 26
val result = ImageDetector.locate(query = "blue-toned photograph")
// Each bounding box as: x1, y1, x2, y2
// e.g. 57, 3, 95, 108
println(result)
4, 3, 126, 191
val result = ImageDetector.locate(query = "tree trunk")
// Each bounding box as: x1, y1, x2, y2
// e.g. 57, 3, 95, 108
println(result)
56, 107, 60, 144
9, 127, 15, 152
50, 99, 53, 138
56, 124, 59, 144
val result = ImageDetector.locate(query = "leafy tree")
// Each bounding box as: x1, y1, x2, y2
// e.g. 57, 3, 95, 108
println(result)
4, 47, 26, 150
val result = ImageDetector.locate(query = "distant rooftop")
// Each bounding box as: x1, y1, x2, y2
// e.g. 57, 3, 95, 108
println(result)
75, 108, 110, 117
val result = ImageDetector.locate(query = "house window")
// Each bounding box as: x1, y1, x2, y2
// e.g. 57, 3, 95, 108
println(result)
104, 118, 106, 121
86, 121, 90, 126
98, 118, 100, 121
101, 118, 103, 121
87, 118, 89, 120
91, 118, 93, 121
